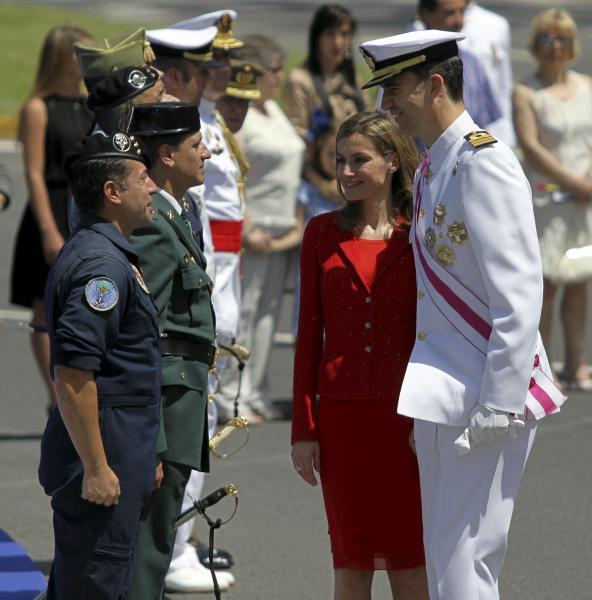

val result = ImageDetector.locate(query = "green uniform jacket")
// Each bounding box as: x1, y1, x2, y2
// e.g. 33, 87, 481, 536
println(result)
131, 191, 215, 471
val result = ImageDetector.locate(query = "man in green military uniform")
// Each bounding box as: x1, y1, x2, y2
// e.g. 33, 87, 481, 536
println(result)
126, 102, 221, 598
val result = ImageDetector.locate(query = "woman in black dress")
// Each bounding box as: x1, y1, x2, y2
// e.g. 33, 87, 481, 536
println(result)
10, 25, 92, 411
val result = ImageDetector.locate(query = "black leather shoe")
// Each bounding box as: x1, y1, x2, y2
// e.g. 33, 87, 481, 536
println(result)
196, 542, 234, 570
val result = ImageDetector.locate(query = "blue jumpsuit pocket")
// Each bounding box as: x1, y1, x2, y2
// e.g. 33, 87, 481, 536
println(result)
83, 540, 133, 600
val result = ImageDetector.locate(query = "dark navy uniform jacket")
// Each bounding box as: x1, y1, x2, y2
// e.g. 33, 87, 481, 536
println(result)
39, 210, 161, 495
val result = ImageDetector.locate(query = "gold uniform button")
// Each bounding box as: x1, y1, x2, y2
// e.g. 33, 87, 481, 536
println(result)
364, 321, 372, 329
365, 296, 371, 304
364, 346, 372, 353
417, 291, 425, 300
417, 331, 427, 341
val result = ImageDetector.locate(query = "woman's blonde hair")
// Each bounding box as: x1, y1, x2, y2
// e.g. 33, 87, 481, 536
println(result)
529, 8, 580, 62
31, 25, 90, 98
336, 111, 419, 235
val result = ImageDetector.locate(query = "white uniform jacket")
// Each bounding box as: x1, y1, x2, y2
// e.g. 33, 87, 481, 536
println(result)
194, 98, 244, 340
398, 111, 546, 425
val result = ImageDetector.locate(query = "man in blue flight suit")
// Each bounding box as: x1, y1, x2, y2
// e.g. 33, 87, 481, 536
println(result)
39, 130, 161, 599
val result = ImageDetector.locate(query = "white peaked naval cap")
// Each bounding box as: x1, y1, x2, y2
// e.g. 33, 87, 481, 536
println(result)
359, 30, 465, 89
171, 10, 238, 30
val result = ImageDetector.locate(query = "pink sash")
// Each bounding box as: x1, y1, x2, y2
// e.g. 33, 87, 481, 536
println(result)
412, 157, 566, 420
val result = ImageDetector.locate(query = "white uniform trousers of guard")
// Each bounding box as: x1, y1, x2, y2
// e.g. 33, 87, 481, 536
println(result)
168, 400, 217, 573
415, 419, 537, 600
220, 250, 290, 416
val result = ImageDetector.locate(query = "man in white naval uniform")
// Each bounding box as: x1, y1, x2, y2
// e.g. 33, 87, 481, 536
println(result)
359, 30, 565, 600
182, 10, 247, 422
145, 17, 237, 594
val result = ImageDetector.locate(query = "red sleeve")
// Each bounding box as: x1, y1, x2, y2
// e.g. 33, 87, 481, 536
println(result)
291, 217, 324, 443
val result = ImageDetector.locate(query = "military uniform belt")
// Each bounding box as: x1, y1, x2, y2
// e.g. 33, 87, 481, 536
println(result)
160, 337, 217, 367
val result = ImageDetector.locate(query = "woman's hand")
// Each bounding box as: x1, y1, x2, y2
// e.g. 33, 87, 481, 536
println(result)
567, 175, 592, 203
291, 440, 320, 487
41, 228, 64, 265
245, 227, 272, 253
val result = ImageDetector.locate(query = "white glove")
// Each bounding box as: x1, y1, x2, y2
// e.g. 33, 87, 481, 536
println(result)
468, 405, 509, 446
454, 409, 527, 455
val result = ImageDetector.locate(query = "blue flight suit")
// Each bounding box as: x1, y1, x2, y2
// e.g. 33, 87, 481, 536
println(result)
39, 211, 161, 599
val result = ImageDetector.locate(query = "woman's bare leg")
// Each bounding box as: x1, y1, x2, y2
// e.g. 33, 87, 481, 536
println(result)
561, 282, 589, 380
334, 568, 373, 600
387, 565, 429, 600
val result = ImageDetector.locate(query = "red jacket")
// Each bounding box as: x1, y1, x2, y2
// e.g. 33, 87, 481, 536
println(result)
292, 212, 417, 442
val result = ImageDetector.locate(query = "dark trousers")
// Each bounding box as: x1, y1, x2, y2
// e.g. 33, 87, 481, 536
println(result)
43, 407, 157, 600
127, 460, 191, 600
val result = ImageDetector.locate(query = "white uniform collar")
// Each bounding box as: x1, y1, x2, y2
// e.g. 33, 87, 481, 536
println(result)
158, 187, 182, 215
199, 98, 216, 117
427, 110, 475, 173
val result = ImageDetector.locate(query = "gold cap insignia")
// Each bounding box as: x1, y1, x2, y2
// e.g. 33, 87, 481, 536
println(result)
236, 67, 254, 85
360, 47, 375, 71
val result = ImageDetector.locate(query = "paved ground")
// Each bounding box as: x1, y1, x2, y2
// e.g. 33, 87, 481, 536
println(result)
1, 1, 592, 598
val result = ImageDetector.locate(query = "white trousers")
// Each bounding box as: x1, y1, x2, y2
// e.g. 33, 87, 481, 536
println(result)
168, 398, 218, 573
414, 419, 537, 600
218, 250, 289, 415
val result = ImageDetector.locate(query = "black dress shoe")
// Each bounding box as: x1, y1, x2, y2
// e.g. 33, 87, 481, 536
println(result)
196, 542, 234, 570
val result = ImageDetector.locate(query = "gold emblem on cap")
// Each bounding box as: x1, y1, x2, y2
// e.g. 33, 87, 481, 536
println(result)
433, 203, 447, 227
447, 221, 468, 244
213, 12, 243, 49
236, 66, 254, 85
218, 13, 232, 33
360, 47, 375, 71
436, 244, 455, 267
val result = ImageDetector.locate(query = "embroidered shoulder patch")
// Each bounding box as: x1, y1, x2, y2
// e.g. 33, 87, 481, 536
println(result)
85, 277, 119, 311
464, 130, 497, 148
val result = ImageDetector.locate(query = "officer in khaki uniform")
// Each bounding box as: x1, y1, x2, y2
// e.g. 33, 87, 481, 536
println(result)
126, 102, 217, 599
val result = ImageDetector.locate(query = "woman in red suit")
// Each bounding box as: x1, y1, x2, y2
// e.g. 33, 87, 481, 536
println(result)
291, 111, 427, 599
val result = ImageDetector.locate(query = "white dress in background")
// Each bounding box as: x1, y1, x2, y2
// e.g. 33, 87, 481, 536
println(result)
522, 71, 592, 284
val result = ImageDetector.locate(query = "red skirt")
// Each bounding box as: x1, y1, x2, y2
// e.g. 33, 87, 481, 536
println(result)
317, 396, 425, 570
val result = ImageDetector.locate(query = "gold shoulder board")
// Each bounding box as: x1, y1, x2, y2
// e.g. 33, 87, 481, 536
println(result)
464, 130, 497, 148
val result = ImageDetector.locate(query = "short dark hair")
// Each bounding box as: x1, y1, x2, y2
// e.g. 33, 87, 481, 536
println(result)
69, 158, 129, 214
153, 55, 195, 83
407, 56, 464, 103
418, 0, 440, 12
140, 132, 193, 167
